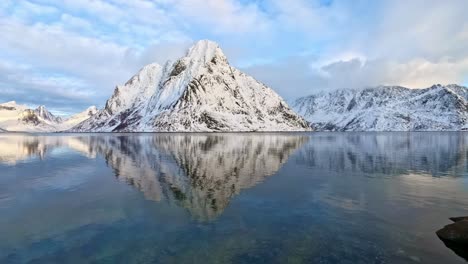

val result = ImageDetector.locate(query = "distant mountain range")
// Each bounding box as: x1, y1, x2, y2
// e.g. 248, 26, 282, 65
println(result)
293, 84, 468, 131
0, 40, 466, 132
0, 101, 97, 132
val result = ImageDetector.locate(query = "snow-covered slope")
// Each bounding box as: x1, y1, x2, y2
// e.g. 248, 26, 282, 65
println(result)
293, 84, 468, 131
59, 106, 98, 131
0, 101, 61, 132
0, 102, 97, 132
71, 40, 309, 132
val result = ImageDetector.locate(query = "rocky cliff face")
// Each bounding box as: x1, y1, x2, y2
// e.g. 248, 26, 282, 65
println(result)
71, 40, 309, 132
293, 84, 468, 131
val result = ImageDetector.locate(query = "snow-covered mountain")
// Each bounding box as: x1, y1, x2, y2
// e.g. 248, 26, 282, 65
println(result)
0, 101, 60, 132
35, 105, 62, 123
60, 106, 98, 131
293, 84, 468, 131
71, 40, 309, 132
0, 101, 97, 132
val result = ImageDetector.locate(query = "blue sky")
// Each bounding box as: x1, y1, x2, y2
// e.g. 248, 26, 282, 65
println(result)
0, 0, 467, 115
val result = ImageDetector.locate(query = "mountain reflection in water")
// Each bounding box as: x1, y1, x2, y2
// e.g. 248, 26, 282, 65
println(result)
0, 133, 308, 221
0, 132, 467, 264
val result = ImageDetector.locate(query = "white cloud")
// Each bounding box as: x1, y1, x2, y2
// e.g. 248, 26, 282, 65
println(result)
245, 0, 468, 97
0, 0, 467, 112
59, 13, 93, 32
173, 0, 272, 35
0, 59, 96, 113
245, 56, 468, 100
0, 17, 129, 85
0, 8, 191, 110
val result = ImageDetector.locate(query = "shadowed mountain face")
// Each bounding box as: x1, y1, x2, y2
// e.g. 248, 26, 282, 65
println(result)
0, 133, 307, 220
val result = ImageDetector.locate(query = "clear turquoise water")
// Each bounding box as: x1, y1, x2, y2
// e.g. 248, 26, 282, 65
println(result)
0, 132, 467, 264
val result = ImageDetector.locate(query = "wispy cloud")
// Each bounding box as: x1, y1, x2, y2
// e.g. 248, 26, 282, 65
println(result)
0, 0, 467, 111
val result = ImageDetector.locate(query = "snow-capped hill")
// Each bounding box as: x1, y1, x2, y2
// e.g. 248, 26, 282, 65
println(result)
1, 101, 18, 108
293, 84, 468, 131
87, 106, 98, 115
35, 105, 62, 123
186, 39, 225, 63
59, 106, 98, 131
72, 40, 309, 132
0, 101, 59, 132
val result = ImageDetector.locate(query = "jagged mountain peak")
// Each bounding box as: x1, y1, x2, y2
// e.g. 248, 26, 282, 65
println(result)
86, 106, 98, 115
71, 40, 309, 132
186, 40, 227, 64
34, 105, 61, 123
35, 105, 49, 115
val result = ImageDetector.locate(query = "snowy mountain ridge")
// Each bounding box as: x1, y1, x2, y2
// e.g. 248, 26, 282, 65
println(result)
0, 102, 97, 132
60, 106, 98, 130
35, 105, 62, 123
293, 84, 468, 131
71, 40, 309, 132
2, 39, 467, 133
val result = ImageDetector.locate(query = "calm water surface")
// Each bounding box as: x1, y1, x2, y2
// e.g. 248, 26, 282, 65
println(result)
0, 132, 467, 263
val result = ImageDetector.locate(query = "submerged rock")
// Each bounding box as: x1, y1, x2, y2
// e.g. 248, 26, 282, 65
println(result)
436, 220, 468, 244
437, 219, 468, 261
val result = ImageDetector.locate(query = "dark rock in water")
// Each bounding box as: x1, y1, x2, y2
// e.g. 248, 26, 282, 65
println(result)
437, 220, 468, 244
437, 220, 468, 261
450, 216, 468, 223
439, 240, 468, 262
